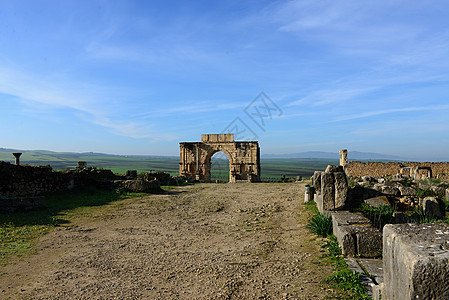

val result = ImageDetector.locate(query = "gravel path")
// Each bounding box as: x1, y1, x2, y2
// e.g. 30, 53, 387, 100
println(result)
1, 182, 336, 299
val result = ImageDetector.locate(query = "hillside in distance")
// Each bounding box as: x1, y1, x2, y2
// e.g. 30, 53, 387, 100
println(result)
0, 148, 338, 178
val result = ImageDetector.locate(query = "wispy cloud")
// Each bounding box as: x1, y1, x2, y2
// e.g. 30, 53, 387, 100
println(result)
133, 102, 246, 119
334, 104, 449, 122
287, 87, 376, 107
0, 66, 159, 139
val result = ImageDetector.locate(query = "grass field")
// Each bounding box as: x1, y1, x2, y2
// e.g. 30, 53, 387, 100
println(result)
0, 149, 338, 179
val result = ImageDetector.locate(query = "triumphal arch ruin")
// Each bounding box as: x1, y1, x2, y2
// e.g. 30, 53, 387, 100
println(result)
179, 134, 260, 183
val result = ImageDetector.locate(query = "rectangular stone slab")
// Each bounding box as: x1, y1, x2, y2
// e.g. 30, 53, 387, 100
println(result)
320, 172, 335, 212
382, 223, 449, 300
332, 211, 381, 257
333, 172, 348, 210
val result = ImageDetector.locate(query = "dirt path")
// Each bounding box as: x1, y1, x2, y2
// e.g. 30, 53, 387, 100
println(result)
0, 183, 336, 299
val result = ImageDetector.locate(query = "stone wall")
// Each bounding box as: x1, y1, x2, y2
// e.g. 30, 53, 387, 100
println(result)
0, 161, 117, 198
345, 161, 449, 179
0, 162, 71, 197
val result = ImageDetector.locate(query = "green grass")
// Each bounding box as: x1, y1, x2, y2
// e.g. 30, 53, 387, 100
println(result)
308, 212, 333, 237
305, 200, 370, 299
358, 203, 394, 229
321, 237, 371, 299
0, 188, 144, 264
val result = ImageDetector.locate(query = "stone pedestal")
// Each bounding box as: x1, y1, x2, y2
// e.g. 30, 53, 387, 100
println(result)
304, 185, 315, 203
12, 152, 22, 165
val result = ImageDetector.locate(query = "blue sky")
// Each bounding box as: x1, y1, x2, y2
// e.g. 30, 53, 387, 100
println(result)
1, 0, 449, 160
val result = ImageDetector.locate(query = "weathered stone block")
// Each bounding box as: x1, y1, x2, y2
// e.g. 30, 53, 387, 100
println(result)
114, 179, 161, 193
373, 282, 384, 300
325, 165, 344, 173
332, 211, 382, 257
312, 171, 322, 194
431, 185, 446, 196
356, 227, 382, 257
398, 186, 416, 196
364, 195, 390, 208
334, 172, 348, 210
381, 185, 400, 196
422, 196, 445, 219
320, 172, 335, 212
383, 224, 449, 300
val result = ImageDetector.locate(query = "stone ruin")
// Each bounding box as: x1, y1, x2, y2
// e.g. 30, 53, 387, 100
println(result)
308, 150, 449, 299
0, 156, 171, 212
311, 165, 348, 212
179, 134, 260, 183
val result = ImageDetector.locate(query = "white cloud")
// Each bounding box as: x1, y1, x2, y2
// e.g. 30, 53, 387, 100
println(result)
0, 65, 161, 139
334, 105, 449, 122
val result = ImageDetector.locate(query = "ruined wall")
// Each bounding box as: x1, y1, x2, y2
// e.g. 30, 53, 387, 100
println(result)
0, 162, 71, 197
0, 161, 117, 198
345, 161, 449, 179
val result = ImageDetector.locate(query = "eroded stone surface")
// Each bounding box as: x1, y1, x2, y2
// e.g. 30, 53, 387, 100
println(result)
382, 223, 449, 300
332, 211, 382, 258
312, 171, 322, 194
318, 166, 348, 212
364, 196, 390, 208
333, 172, 348, 210
320, 172, 335, 211
422, 197, 446, 219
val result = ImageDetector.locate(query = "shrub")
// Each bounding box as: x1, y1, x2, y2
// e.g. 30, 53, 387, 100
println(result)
326, 269, 370, 299
308, 212, 332, 237
416, 188, 434, 198
359, 203, 394, 229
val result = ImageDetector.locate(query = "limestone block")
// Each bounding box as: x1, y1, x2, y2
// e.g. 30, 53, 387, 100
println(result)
422, 197, 446, 219
312, 171, 322, 194
381, 185, 400, 196
334, 172, 348, 210
361, 175, 373, 182
364, 195, 390, 208
383, 224, 449, 300
320, 172, 335, 212
398, 186, 416, 196
332, 211, 382, 258
372, 282, 384, 300
431, 185, 446, 197
373, 183, 383, 192
115, 179, 162, 193
325, 165, 344, 173
356, 227, 382, 257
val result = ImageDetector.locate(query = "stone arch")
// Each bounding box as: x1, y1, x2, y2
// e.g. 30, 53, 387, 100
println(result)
179, 134, 260, 183
205, 149, 232, 182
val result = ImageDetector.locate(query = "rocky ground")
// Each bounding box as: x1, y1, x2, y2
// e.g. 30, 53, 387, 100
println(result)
0, 182, 338, 299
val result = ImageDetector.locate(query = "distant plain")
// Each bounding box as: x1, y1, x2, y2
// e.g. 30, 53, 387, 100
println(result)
0, 150, 338, 180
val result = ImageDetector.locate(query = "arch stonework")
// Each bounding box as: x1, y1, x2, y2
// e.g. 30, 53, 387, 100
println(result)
179, 134, 260, 183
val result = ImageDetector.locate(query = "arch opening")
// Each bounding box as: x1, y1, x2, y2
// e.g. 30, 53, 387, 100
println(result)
210, 151, 230, 183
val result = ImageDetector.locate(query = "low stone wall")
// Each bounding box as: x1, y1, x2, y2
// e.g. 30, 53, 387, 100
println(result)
345, 161, 449, 179
0, 162, 72, 197
0, 161, 121, 198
